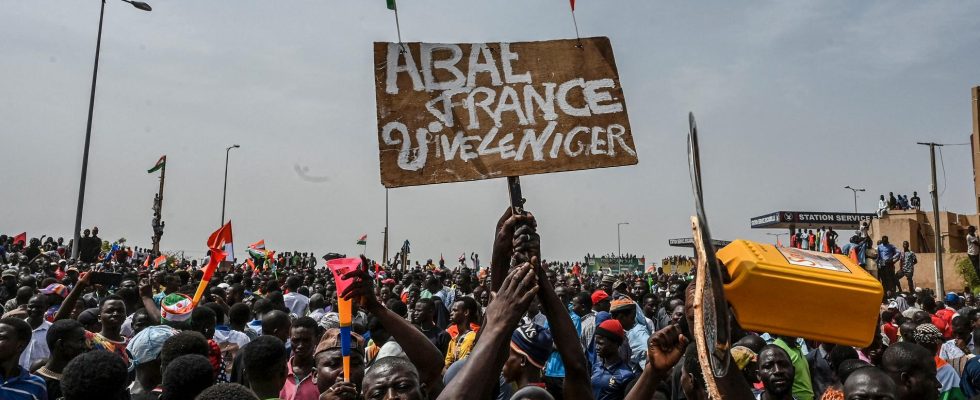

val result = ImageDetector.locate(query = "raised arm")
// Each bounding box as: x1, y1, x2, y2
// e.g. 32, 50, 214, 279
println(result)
138, 277, 162, 323
437, 264, 538, 400
55, 271, 91, 321
514, 216, 591, 400
625, 325, 688, 400
342, 256, 445, 390
490, 208, 515, 292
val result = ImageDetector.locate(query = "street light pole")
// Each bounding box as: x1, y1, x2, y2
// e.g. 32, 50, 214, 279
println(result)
844, 186, 866, 213
71, 0, 151, 260
617, 222, 629, 272
220, 144, 240, 226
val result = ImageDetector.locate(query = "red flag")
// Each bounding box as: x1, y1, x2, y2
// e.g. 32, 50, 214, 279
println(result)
12, 232, 26, 246
208, 222, 231, 249
570, 0, 575, 11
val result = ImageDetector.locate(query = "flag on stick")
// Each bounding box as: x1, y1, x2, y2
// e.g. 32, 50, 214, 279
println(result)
248, 240, 265, 250
153, 255, 168, 269
147, 155, 166, 173
569, 0, 575, 11
356, 234, 367, 246
386, 0, 396, 10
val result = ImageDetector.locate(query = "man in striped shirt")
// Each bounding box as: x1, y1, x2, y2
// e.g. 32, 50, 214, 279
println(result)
0, 317, 47, 400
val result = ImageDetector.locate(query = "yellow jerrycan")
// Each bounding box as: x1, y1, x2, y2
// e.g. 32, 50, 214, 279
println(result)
717, 240, 884, 347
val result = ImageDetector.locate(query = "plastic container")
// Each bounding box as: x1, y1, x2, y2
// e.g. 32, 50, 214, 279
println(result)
717, 240, 884, 347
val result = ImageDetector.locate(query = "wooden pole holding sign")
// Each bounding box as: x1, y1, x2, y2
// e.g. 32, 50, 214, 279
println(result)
507, 176, 530, 267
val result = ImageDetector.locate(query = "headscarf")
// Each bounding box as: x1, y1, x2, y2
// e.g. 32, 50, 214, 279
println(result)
913, 323, 943, 347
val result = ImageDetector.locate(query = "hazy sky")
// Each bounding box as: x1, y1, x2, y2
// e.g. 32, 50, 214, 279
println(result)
2, 1, 979, 264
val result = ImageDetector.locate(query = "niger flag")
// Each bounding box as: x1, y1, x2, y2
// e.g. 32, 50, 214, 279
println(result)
153, 255, 167, 269
148, 155, 166, 173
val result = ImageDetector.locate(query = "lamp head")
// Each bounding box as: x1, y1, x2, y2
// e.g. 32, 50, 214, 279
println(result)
125, 0, 152, 11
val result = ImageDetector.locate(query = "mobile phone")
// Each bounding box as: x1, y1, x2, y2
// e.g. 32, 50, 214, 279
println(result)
89, 272, 123, 287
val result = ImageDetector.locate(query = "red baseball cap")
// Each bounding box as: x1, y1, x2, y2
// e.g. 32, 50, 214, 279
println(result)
591, 290, 609, 305
596, 319, 626, 342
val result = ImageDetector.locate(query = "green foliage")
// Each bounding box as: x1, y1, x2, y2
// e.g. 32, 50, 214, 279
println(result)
955, 256, 980, 290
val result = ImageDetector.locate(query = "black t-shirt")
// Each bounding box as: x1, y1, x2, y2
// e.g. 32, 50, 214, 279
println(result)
36, 367, 62, 400
419, 325, 450, 356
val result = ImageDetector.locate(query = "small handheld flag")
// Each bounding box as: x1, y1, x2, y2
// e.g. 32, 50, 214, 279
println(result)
152, 255, 168, 269
386, 0, 396, 11
356, 234, 367, 246
327, 258, 362, 382
12, 232, 26, 246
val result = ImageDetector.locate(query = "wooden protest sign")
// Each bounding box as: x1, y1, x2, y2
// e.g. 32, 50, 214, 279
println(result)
374, 37, 638, 188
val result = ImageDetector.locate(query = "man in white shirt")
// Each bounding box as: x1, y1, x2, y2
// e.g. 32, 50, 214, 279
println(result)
968, 226, 980, 280
939, 315, 975, 361
19, 295, 51, 369
282, 276, 309, 317
307, 294, 328, 322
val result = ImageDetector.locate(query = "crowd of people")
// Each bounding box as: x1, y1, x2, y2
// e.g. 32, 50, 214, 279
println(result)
0, 208, 972, 400
877, 192, 922, 217
787, 227, 842, 254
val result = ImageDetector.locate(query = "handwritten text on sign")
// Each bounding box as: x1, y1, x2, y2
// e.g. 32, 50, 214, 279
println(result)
374, 37, 638, 188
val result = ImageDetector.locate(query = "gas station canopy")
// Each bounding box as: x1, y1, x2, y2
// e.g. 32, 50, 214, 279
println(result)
668, 237, 733, 248
751, 211, 876, 230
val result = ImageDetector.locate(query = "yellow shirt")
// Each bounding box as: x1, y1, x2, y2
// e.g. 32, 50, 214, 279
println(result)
444, 330, 477, 367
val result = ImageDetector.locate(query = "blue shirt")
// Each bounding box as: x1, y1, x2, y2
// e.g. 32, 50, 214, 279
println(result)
626, 323, 649, 371
0, 366, 48, 400
544, 309, 583, 378
591, 359, 634, 400
877, 243, 898, 264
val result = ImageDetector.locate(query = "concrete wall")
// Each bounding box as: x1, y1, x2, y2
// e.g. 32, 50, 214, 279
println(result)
901, 252, 969, 292
871, 210, 973, 254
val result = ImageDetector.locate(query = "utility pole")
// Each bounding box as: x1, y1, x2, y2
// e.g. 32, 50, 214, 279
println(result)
917, 142, 945, 294
151, 160, 166, 256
